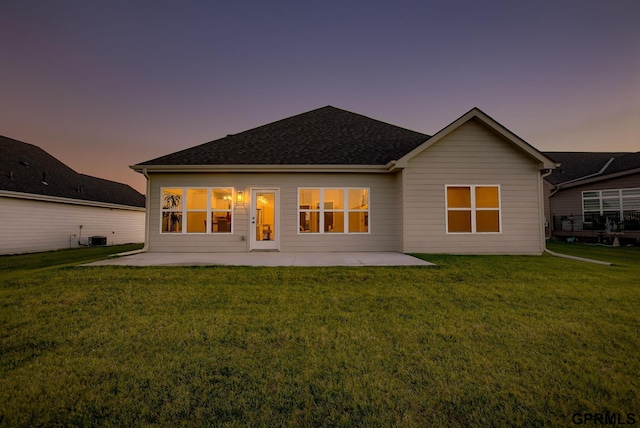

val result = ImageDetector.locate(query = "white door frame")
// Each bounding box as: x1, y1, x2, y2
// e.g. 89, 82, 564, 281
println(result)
250, 188, 280, 251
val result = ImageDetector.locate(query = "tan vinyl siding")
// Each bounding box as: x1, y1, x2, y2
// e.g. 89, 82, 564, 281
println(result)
146, 172, 400, 252
402, 119, 545, 254
0, 197, 145, 255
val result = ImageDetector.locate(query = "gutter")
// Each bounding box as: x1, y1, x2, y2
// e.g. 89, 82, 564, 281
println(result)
0, 190, 145, 211
130, 164, 391, 174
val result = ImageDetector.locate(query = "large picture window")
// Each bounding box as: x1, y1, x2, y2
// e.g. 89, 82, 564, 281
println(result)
446, 185, 501, 233
161, 187, 233, 234
299, 188, 369, 234
583, 188, 640, 221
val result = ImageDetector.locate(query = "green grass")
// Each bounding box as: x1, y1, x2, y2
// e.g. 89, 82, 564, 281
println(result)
1, 243, 638, 427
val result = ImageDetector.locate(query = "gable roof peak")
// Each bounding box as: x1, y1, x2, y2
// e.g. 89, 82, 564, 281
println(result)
394, 107, 557, 170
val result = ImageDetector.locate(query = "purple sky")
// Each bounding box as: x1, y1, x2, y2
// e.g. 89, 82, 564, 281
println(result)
1, 0, 638, 194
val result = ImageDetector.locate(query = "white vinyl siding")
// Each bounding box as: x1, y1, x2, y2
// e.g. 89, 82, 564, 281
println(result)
0, 196, 144, 255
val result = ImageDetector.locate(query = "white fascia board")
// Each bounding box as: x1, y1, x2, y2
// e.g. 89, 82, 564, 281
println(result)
392, 108, 558, 171
130, 164, 392, 174
0, 190, 145, 211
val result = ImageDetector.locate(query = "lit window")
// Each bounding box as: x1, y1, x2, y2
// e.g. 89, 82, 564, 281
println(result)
446, 185, 500, 233
161, 187, 233, 234
299, 188, 369, 234
211, 188, 233, 233
161, 188, 183, 233
186, 188, 207, 233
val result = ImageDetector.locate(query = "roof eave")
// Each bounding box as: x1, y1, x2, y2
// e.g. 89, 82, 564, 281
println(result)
0, 190, 145, 211
130, 164, 393, 174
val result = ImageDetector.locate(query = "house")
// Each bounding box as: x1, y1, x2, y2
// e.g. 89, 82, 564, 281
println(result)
131, 106, 557, 255
543, 151, 640, 244
0, 135, 146, 254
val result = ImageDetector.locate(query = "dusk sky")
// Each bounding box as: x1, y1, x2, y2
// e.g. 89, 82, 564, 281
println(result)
1, 0, 638, 194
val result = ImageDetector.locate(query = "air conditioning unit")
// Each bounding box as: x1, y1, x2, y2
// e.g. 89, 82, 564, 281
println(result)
89, 236, 107, 246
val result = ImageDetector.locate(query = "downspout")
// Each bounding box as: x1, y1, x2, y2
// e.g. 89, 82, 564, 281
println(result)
141, 168, 150, 252
540, 168, 611, 265
539, 169, 554, 250
110, 167, 150, 257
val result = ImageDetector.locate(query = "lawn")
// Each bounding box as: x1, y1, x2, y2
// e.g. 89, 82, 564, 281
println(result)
1, 242, 638, 427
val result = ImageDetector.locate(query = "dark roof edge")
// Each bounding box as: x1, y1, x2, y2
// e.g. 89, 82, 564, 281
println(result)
551, 167, 640, 190
131, 163, 395, 173
0, 189, 146, 211
553, 157, 616, 186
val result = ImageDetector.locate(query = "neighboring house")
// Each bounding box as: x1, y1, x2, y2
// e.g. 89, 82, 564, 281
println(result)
131, 106, 557, 255
1, 135, 146, 254
543, 151, 640, 244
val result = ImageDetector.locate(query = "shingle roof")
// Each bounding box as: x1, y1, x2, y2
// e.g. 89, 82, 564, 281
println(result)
136, 106, 430, 166
544, 151, 640, 186
0, 135, 145, 208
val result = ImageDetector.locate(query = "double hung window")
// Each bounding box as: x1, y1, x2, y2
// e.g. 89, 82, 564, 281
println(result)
446, 185, 501, 233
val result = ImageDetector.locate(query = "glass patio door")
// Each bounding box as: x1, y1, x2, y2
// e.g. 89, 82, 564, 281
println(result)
251, 189, 279, 250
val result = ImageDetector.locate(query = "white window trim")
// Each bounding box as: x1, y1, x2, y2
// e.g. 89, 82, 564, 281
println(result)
297, 187, 370, 234
582, 187, 640, 218
445, 185, 502, 234
160, 187, 234, 234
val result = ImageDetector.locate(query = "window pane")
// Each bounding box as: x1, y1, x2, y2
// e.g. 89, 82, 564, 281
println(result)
349, 212, 368, 233
212, 212, 231, 233
583, 191, 599, 198
324, 189, 344, 210
623, 197, 640, 211
476, 210, 500, 232
476, 187, 499, 208
162, 188, 183, 210
622, 189, 640, 197
300, 212, 319, 233
447, 187, 471, 208
212, 188, 233, 210
448, 211, 472, 232
162, 212, 182, 233
348, 189, 369, 209
187, 188, 207, 210
602, 199, 620, 210
602, 190, 620, 198
324, 212, 344, 232
299, 189, 320, 209
583, 199, 601, 212
187, 211, 207, 233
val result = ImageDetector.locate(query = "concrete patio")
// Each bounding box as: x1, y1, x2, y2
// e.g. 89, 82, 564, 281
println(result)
85, 251, 433, 267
